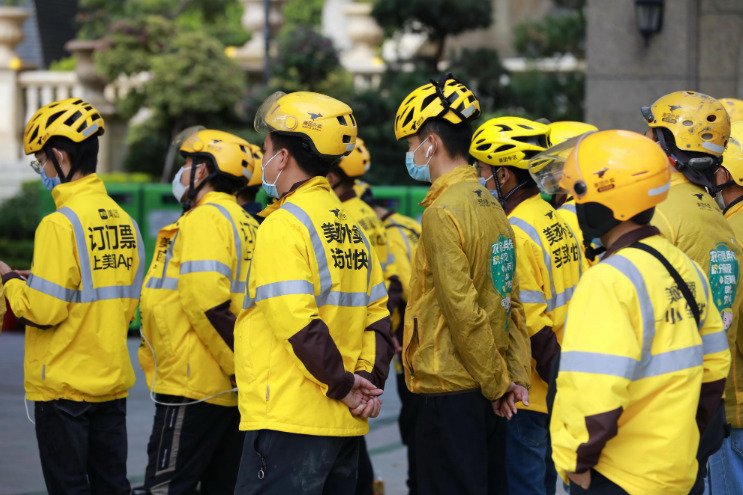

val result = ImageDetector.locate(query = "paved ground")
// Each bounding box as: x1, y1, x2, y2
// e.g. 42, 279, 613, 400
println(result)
0, 331, 567, 495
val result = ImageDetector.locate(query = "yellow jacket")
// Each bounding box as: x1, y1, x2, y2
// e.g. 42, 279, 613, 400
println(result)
723, 197, 743, 428
551, 230, 730, 495
234, 177, 393, 436
652, 172, 743, 428
403, 165, 531, 401
0, 280, 4, 337
383, 212, 421, 338
507, 192, 582, 413
340, 191, 403, 318
138, 192, 258, 407
3, 174, 144, 402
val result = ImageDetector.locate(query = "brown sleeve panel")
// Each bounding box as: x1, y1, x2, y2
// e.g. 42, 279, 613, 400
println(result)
531, 325, 560, 383
393, 304, 406, 344
575, 407, 623, 473
696, 378, 726, 435
2, 272, 22, 284
386, 276, 403, 318
366, 315, 394, 389
288, 319, 355, 399
204, 300, 236, 351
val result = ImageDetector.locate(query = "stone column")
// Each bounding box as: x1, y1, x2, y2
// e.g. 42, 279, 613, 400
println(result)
0, 6, 30, 162
232, 0, 287, 74
341, 3, 385, 89
65, 39, 117, 172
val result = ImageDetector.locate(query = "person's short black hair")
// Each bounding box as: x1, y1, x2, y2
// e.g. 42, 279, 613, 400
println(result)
236, 185, 260, 203
504, 165, 535, 186
204, 159, 247, 194
328, 165, 353, 187
45, 135, 98, 176
269, 132, 335, 177
418, 118, 473, 161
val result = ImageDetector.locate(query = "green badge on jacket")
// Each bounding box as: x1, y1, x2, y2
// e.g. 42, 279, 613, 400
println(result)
709, 243, 739, 331
490, 235, 515, 331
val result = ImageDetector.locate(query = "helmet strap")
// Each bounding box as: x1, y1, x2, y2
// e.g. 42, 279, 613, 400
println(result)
708, 180, 736, 196
491, 166, 506, 206
182, 163, 215, 212
46, 147, 75, 183
584, 241, 606, 262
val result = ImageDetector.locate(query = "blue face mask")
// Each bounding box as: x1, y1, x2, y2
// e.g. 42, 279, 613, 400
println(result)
37, 159, 61, 192
261, 151, 283, 199
405, 138, 433, 183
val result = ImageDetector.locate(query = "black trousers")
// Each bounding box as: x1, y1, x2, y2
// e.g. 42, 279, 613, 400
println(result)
143, 394, 244, 495
570, 470, 629, 495
35, 398, 130, 495
236, 430, 360, 495
415, 391, 507, 495
397, 372, 422, 495
356, 436, 374, 495
689, 400, 728, 495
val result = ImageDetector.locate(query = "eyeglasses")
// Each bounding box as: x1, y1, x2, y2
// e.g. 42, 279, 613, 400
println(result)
29, 158, 46, 175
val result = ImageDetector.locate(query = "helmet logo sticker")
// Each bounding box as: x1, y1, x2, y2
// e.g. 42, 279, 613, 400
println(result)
594, 168, 609, 178
662, 113, 677, 124
669, 105, 682, 111
303, 120, 322, 132
308, 112, 323, 120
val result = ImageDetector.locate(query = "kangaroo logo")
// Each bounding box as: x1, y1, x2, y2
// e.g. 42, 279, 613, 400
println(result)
669, 105, 682, 112
594, 168, 609, 178
330, 208, 340, 218
308, 113, 323, 120
693, 193, 704, 200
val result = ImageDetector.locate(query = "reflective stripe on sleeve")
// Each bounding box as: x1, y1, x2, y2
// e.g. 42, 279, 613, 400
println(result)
702, 331, 730, 356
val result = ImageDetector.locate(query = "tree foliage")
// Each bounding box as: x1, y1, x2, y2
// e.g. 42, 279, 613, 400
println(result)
512, 0, 585, 59
272, 27, 341, 92
372, 0, 492, 67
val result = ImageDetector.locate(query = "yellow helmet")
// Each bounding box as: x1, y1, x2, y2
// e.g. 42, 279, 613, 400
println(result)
179, 129, 254, 179
720, 98, 743, 123
547, 121, 598, 146
243, 143, 264, 186
338, 137, 371, 178
394, 73, 480, 140
722, 122, 743, 186
24, 97, 105, 154
470, 117, 549, 169
560, 130, 670, 220
641, 91, 730, 157
254, 91, 357, 160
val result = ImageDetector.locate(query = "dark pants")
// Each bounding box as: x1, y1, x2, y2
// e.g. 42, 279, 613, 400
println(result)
35, 398, 130, 495
690, 400, 728, 495
570, 470, 629, 495
415, 391, 507, 495
236, 430, 360, 495
356, 436, 374, 495
397, 373, 422, 495
143, 395, 244, 495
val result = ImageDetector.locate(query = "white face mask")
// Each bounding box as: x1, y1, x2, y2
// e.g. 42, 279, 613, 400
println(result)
172, 164, 202, 203
261, 151, 283, 199
715, 192, 726, 210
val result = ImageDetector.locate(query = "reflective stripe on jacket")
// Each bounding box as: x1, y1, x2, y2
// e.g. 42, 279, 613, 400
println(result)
235, 177, 392, 436
508, 194, 582, 413
403, 165, 531, 401
4, 174, 144, 401
551, 233, 730, 495
138, 192, 257, 407
723, 198, 743, 428
652, 172, 743, 429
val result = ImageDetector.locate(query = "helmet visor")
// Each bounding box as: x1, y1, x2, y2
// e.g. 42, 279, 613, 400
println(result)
173, 125, 206, 151
528, 133, 594, 195
254, 91, 292, 134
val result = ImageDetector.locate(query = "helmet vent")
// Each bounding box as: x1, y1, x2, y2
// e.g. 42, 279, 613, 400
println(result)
682, 120, 693, 127
701, 132, 713, 140
28, 126, 38, 142
401, 108, 415, 128
421, 94, 437, 110
342, 135, 351, 144
91, 113, 101, 121
337, 116, 347, 126
518, 124, 533, 130
476, 143, 490, 151
239, 145, 246, 153
496, 144, 515, 152
707, 115, 717, 122
349, 114, 356, 126
47, 111, 66, 126
241, 159, 249, 168
77, 120, 88, 133
64, 111, 82, 127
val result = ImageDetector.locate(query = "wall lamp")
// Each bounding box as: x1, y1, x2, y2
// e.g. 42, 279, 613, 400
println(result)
635, 0, 664, 46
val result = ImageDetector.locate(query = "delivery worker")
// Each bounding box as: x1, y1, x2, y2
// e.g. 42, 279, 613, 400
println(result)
641, 90, 743, 493
471, 116, 583, 495
233, 91, 394, 495
707, 120, 743, 494
395, 73, 532, 495
0, 98, 144, 494
236, 142, 266, 224
540, 129, 731, 494
138, 129, 260, 493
